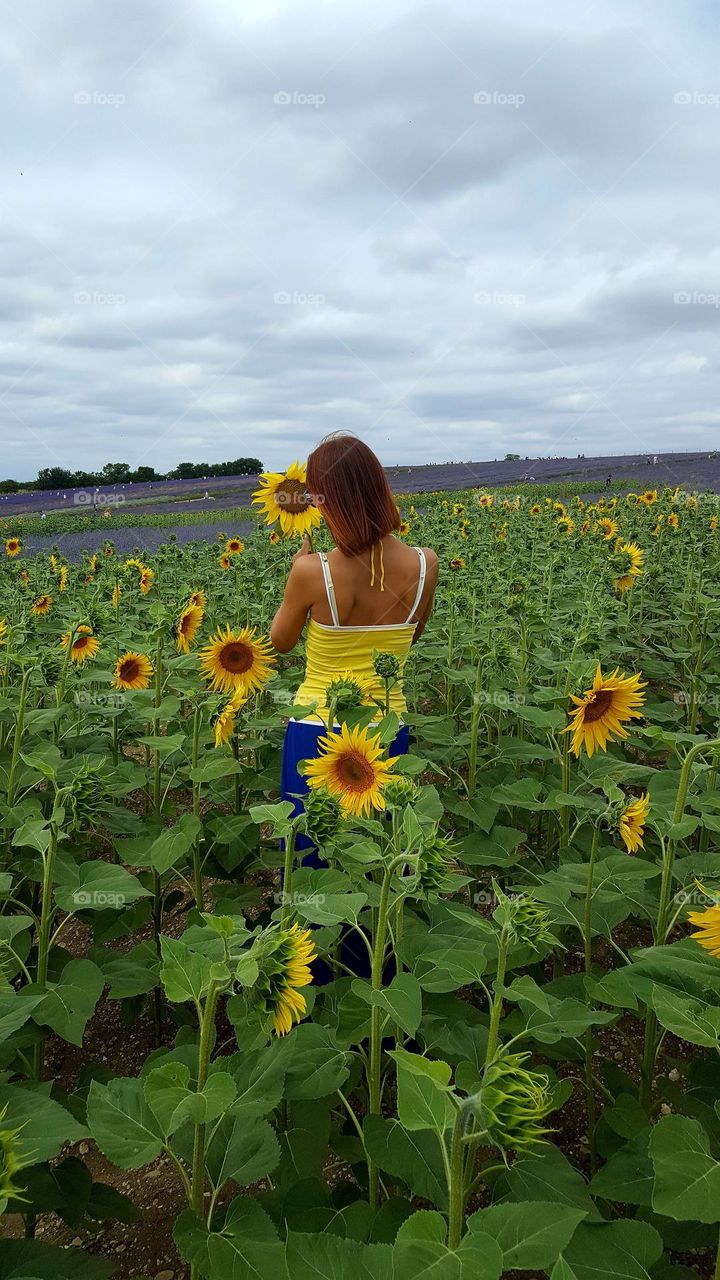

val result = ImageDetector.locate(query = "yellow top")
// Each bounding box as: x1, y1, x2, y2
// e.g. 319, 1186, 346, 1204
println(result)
293, 548, 426, 724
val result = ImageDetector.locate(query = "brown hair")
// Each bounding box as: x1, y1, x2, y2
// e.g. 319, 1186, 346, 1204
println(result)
306, 434, 400, 556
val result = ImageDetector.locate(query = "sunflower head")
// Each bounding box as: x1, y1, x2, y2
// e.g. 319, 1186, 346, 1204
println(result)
616, 791, 650, 854
415, 833, 458, 900
199, 624, 275, 696
688, 904, 720, 958
449, 556, 465, 570
326, 671, 374, 716
213, 689, 248, 748
218, 554, 232, 569
61, 624, 101, 664
31, 594, 52, 616
302, 722, 399, 818
564, 665, 647, 757
382, 775, 419, 810
0, 1106, 29, 1211
246, 922, 317, 1037
252, 460, 322, 538
176, 602, 204, 655
473, 1051, 553, 1153
112, 650, 154, 691
373, 651, 401, 682
596, 517, 618, 540
225, 538, 245, 555
4, 538, 21, 558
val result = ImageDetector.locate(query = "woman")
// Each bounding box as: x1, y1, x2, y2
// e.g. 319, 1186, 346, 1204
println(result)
271, 433, 439, 850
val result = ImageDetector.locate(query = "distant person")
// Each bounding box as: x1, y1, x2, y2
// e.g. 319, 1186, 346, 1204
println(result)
653, 455, 658, 465
605, 474, 612, 489
40, 509, 46, 520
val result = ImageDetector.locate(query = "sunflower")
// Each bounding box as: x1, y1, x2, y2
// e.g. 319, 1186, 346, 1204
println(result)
497, 524, 508, 541
50, 554, 58, 574
89, 554, 98, 573
31, 594, 52, 616
269, 532, 280, 546
618, 792, 650, 854
529, 504, 542, 517
224, 538, 245, 555
556, 517, 575, 536
398, 520, 411, 537
564, 664, 646, 757
0, 619, 6, 645
580, 519, 591, 535
218, 554, 232, 569
303, 722, 399, 818
4, 538, 20, 557
252, 922, 317, 1037
449, 556, 465, 570
688, 905, 720, 958
139, 567, 154, 595
19, 568, 30, 586
252, 460, 322, 538
58, 565, 69, 592
639, 490, 657, 506
477, 494, 494, 509
668, 512, 679, 529
596, 517, 618, 540
176, 602, 204, 655
61, 625, 101, 664
111, 583, 121, 609
112, 650, 154, 691
103, 544, 114, 557
613, 541, 644, 593
710, 516, 718, 532
213, 689, 248, 747
198, 624, 275, 696
189, 590, 207, 610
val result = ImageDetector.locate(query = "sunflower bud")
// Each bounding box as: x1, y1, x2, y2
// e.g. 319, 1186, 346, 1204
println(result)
67, 758, 114, 829
415, 832, 457, 899
373, 651, 401, 681
303, 786, 343, 845
383, 776, 419, 810
0, 1106, 28, 1210
244, 922, 317, 1037
472, 1051, 553, 1152
326, 674, 369, 715
492, 882, 554, 950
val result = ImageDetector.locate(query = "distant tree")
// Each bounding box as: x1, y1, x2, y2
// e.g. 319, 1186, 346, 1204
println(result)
101, 462, 131, 484
132, 465, 160, 482
504, 453, 521, 461
0, 479, 19, 493
36, 467, 76, 490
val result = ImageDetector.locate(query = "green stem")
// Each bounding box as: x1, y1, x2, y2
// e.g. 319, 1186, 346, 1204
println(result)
32, 819, 59, 1081
190, 981, 221, 1258
280, 827, 297, 929
3, 667, 31, 860
191, 706, 203, 910
368, 853, 407, 1211
447, 1104, 468, 1250
484, 928, 509, 1067
583, 827, 600, 1172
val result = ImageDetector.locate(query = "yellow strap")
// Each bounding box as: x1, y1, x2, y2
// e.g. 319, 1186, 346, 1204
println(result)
369, 542, 385, 591
379, 539, 385, 591
370, 544, 375, 587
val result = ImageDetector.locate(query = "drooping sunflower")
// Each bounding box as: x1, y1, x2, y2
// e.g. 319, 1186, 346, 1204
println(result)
710, 516, 718, 532
139, 567, 154, 595
218, 554, 232, 569
4, 538, 21, 557
224, 538, 245, 555
58, 565, 69, 592
190, 590, 207, 610
61, 625, 101, 664
596, 517, 618, 540
19, 568, 30, 587
252, 460, 322, 538
618, 792, 650, 854
688, 904, 720, 958
198, 625, 275, 696
213, 689, 248, 748
556, 517, 575, 536
252, 922, 317, 1037
564, 664, 646, 757
112, 650, 154, 691
31, 594, 52, 616
176, 602, 204, 655
613, 541, 644, 593
269, 531, 280, 546
111, 583, 121, 609
303, 722, 399, 818
668, 512, 679, 529
0, 619, 6, 645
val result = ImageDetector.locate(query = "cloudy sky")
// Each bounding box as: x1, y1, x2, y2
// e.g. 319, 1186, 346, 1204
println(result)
2, 0, 719, 478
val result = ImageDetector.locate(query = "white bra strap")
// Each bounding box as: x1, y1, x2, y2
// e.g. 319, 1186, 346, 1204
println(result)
406, 547, 427, 622
318, 552, 340, 627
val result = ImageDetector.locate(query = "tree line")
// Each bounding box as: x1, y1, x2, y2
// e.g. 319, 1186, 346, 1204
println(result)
0, 458, 264, 493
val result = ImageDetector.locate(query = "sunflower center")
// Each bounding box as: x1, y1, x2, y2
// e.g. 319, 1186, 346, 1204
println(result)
74, 635, 91, 650
335, 749, 375, 792
584, 690, 613, 723
180, 614, 193, 635
120, 659, 139, 682
220, 641, 253, 674
276, 479, 311, 514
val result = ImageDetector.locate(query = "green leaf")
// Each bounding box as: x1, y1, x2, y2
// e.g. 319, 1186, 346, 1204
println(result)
364, 1116, 448, 1209
562, 1220, 663, 1279
86, 1077, 163, 1169
205, 1111, 280, 1190
650, 1114, 720, 1223
55, 862, 150, 913
387, 1049, 454, 1134
504, 1146, 600, 1221
352, 973, 423, 1037
283, 1024, 351, 1100
652, 987, 720, 1049
0, 986, 45, 1039
589, 1132, 653, 1207
34, 958, 104, 1046
0, 1239, 114, 1279
467, 1201, 586, 1270
160, 935, 214, 1004
0, 1084, 87, 1164
147, 814, 202, 874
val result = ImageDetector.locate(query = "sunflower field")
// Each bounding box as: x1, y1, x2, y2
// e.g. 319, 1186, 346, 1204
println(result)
0, 480, 720, 1280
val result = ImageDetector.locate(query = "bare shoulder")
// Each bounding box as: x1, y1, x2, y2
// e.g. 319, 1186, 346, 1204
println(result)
421, 546, 440, 577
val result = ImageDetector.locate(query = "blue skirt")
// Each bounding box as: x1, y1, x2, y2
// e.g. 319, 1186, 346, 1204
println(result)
281, 718, 410, 868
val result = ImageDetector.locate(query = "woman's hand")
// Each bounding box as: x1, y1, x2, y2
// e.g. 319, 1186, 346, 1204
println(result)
292, 535, 313, 564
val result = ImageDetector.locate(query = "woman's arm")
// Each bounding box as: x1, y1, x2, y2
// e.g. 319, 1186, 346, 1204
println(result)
411, 547, 439, 644
270, 538, 318, 653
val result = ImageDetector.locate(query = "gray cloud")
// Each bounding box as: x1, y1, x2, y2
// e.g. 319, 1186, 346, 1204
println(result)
0, 0, 719, 477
